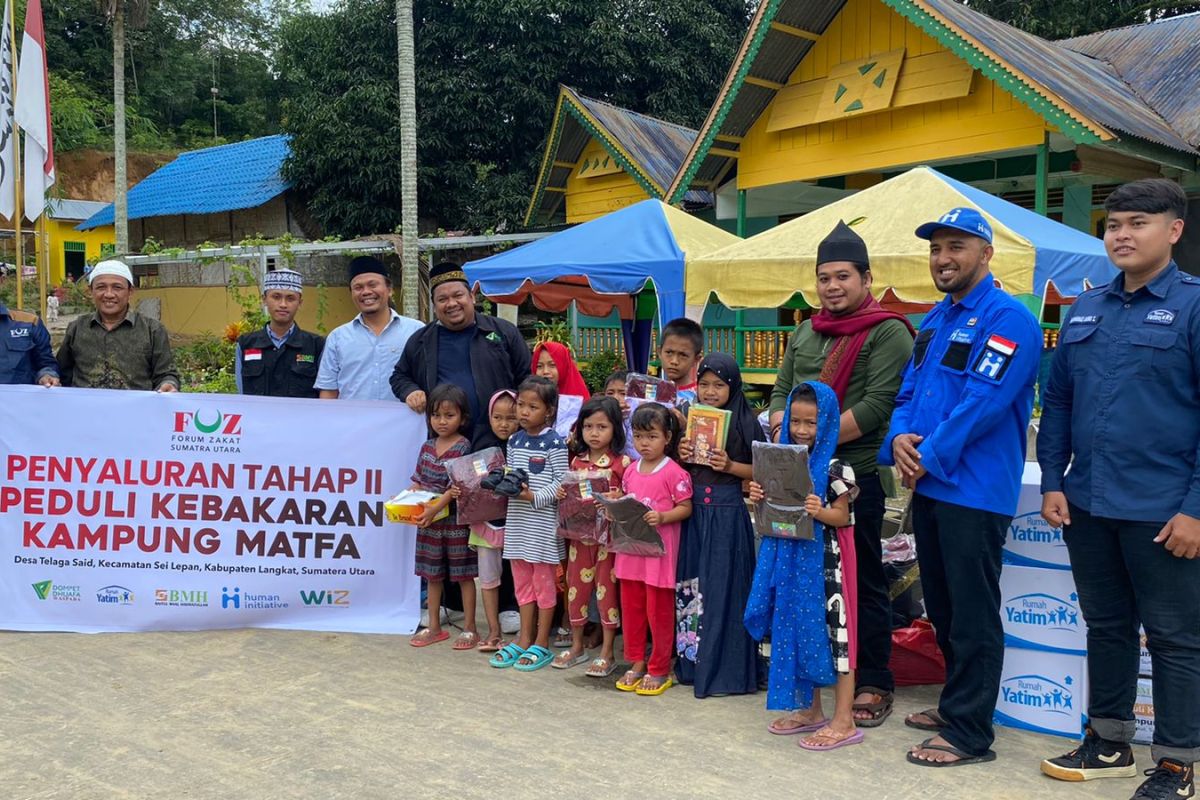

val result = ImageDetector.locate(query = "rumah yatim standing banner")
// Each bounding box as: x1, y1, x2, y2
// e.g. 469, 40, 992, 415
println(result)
0, 386, 423, 634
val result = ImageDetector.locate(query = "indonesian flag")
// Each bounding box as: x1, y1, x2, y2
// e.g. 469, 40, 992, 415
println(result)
14, 0, 53, 222
0, 0, 15, 221
986, 334, 1017, 356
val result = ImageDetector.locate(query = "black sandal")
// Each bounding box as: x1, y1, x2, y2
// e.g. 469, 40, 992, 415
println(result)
906, 737, 997, 768
852, 686, 894, 728
904, 707, 948, 731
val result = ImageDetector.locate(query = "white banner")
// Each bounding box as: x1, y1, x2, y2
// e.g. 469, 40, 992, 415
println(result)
0, 386, 423, 634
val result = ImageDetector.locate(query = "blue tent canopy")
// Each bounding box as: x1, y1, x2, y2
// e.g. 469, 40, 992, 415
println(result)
942, 171, 1116, 297
464, 199, 739, 330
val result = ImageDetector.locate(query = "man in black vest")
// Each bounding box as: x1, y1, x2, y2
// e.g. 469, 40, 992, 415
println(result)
236, 269, 325, 398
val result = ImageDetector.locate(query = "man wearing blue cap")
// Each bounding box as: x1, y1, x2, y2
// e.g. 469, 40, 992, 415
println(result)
236, 269, 325, 397
879, 207, 1042, 767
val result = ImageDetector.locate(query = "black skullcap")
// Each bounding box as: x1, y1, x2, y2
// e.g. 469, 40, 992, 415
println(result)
817, 220, 870, 269
348, 255, 388, 280
429, 261, 469, 292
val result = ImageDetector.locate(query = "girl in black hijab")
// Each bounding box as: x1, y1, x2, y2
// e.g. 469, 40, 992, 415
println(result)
675, 351, 765, 697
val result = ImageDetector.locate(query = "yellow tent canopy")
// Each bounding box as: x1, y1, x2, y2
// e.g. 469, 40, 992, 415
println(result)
687, 166, 1111, 308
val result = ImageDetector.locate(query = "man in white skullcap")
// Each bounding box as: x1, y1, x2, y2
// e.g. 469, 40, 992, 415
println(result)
56, 259, 179, 391
235, 268, 325, 397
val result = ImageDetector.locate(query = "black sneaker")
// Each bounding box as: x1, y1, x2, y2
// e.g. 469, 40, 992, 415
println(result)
1131, 759, 1195, 799
1042, 727, 1137, 781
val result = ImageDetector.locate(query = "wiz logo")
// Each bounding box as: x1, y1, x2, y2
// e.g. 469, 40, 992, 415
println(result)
173, 410, 243, 436
299, 589, 350, 607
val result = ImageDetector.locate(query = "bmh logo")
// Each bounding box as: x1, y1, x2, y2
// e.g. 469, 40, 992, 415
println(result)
299, 589, 351, 607
221, 586, 241, 609
172, 410, 243, 436
1000, 674, 1075, 715
96, 585, 135, 605
32, 580, 81, 601
1004, 592, 1080, 631
154, 589, 209, 608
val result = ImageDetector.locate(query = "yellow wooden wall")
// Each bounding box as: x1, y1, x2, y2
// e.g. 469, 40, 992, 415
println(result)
136, 285, 361, 337
737, 0, 1050, 189
48, 221, 115, 286
565, 138, 652, 223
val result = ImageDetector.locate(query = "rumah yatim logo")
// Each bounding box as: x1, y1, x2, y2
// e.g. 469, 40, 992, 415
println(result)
96, 585, 134, 605
1004, 592, 1081, 631
220, 586, 288, 610
31, 580, 81, 601
299, 589, 351, 607
171, 410, 243, 454
1000, 673, 1075, 716
154, 589, 209, 608
1008, 512, 1065, 547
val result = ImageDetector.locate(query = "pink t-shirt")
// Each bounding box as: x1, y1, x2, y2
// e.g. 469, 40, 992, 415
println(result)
614, 456, 693, 589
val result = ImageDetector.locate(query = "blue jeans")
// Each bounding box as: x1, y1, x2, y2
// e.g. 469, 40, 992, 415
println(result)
912, 494, 1008, 756
1064, 504, 1200, 764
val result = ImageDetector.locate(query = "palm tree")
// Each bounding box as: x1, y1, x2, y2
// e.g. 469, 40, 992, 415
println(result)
395, 0, 418, 318
97, 0, 150, 255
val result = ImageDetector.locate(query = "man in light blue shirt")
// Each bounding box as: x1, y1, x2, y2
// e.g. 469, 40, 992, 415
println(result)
315, 256, 422, 401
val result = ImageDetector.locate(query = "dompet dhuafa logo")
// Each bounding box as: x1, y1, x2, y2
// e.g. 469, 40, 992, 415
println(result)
31, 580, 81, 601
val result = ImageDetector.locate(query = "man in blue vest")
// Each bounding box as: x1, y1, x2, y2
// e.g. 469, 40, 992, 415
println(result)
880, 207, 1042, 767
1039, 178, 1198, 800
0, 301, 58, 385
236, 269, 325, 398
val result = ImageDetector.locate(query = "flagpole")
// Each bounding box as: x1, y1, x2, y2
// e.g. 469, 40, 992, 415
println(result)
7, 0, 19, 310
36, 211, 44, 315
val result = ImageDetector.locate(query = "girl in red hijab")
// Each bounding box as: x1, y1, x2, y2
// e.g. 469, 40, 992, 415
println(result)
532, 341, 590, 398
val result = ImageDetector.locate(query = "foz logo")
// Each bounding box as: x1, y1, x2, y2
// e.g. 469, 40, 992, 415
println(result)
173, 410, 243, 436
1000, 674, 1075, 715
1004, 592, 1080, 630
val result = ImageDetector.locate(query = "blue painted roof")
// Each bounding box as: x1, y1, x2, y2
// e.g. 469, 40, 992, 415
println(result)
78, 135, 291, 230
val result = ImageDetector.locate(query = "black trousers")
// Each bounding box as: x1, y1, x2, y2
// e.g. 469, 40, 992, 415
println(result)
1064, 504, 1200, 764
912, 494, 1009, 756
853, 472, 895, 692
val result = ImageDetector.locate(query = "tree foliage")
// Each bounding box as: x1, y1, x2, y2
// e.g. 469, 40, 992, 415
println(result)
45, 0, 306, 151
965, 0, 1200, 38
277, 0, 753, 237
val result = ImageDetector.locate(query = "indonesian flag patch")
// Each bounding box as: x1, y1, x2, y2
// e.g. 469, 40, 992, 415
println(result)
243, 348, 263, 362
972, 334, 1017, 383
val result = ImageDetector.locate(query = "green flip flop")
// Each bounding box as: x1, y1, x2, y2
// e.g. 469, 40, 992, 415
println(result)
489, 642, 526, 669
514, 644, 555, 672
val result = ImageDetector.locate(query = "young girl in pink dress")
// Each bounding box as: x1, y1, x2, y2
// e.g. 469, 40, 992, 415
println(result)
614, 402, 693, 696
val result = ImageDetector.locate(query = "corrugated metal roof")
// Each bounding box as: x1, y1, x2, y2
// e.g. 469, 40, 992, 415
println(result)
526, 87, 709, 226
79, 135, 291, 230
572, 89, 702, 194
1059, 13, 1200, 147
49, 198, 108, 221
921, 0, 1195, 153
668, 0, 1199, 202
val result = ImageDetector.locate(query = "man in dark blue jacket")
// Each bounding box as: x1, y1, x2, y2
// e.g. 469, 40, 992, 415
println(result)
880, 207, 1042, 767
1039, 179, 1198, 800
0, 302, 58, 386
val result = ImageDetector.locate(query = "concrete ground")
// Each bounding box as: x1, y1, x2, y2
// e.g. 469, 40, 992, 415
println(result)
0, 625, 1148, 800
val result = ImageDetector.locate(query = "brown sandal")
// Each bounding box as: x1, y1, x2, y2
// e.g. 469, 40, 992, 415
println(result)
852, 686, 894, 728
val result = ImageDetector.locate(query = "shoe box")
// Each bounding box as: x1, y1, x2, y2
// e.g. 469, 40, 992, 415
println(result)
994, 646, 1088, 739
1002, 464, 1071, 571
1134, 677, 1155, 745
999, 565, 1087, 654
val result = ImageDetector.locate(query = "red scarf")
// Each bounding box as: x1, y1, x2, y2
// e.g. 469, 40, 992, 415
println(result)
810, 295, 916, 404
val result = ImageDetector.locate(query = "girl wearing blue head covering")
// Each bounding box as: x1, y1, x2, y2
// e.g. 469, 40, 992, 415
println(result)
675, 352, 765, 697
746, 380, 863, 751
